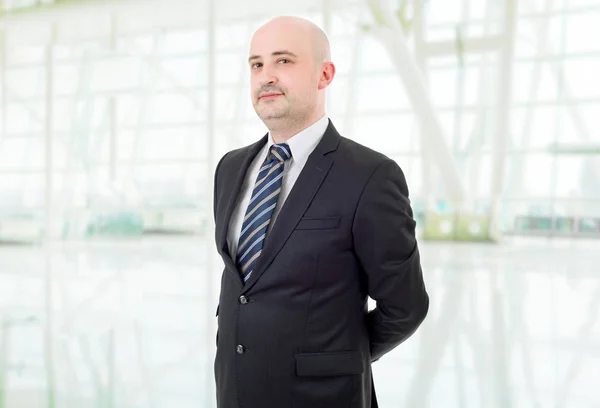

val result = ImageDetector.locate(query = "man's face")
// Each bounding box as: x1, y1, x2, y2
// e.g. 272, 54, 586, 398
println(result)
248, 24, 320, 123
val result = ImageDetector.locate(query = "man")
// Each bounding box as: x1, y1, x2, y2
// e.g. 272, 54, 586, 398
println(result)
213, 16, 429, 408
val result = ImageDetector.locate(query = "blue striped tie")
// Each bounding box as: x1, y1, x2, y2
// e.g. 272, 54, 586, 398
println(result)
236, 143, 292, 283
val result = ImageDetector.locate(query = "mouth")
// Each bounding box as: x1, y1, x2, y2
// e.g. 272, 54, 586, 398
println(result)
259, 92, 283, 100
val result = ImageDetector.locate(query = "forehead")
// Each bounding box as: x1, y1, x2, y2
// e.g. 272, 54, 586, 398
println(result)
249, 24, 312, 58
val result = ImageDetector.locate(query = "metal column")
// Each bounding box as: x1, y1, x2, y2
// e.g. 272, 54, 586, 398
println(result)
490, 0, 517, 233
44, 25, 57, 241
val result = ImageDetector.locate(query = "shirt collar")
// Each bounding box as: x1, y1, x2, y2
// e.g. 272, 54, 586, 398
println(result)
266, 115, 329, 163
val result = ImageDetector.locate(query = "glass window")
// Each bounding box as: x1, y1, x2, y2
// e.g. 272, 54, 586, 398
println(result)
51, 138, 72, 170
554, 156, 584, 197
0, 138, 42, 170
562, 57, 600, 98
115, 94, 142, 128
474, 154, 493, 197
513, 61, 558, 103
511, 106, 559, 149
570, 104, 600, 141
566, 11, 600, 53
505, 153, 554, 197
215, 86, 247, 123
216, 22, 251, 50
137, 127, 200, 160
237, 119, 268, 146
145, 93, 205, 125
155, 56, 208, 89
463, 66, 483, 106
356, 74, 411, 113
6, 102, 44, 134
429, 67, 459, 108
54, 63, 80, 95
326, 81, 350, 116
5, 67, 45, 98
0, 173, 44, 208
116, 130, 136, 161
161, 29, 207, 55
329, 8, 361, 37
515, 16, 563, 59
329, 38, 357, 77
426, 0, 465, 25
215, 51, 246, 85
566, 0, 600, 7
359, 37, 395, 73
5, 45, 45, 66
6, 22, 50, 48
56, 14, 111, 42
352, 114, 417, 154
90, 56, 141, 92
456, 111, 477, 151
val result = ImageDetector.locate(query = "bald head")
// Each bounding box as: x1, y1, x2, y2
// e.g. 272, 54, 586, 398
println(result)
247, 15, 336, 142
252, 16, 331, 64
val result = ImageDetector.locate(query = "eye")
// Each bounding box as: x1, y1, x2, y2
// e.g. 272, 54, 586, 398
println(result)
278, 58, 290, 64
251, 62, 262, 69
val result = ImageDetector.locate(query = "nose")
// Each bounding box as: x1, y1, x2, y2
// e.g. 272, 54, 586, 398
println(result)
258, 64, 277, 87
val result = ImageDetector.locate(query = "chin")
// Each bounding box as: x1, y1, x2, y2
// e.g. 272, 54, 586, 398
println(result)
259, 113, 285, 122
256, 107, 288, 121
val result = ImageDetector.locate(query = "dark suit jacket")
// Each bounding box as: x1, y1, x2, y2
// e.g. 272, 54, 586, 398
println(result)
213, 120, 429, 408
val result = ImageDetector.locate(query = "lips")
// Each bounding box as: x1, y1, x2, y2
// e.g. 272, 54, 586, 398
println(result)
259, 92, 283, 99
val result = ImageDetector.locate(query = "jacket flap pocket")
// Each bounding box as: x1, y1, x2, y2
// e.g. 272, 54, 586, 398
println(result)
295, 216, 341, 230
295, 351, 364, 377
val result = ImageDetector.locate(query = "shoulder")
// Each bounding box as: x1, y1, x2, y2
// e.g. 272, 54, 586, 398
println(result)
335, 134, 398, 176
326, 131, 411, 199
217, 145, 250, 167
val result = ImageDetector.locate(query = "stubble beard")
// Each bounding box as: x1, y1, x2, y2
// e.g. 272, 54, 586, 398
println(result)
255, 99, 290, 122
254, 94, 317, 138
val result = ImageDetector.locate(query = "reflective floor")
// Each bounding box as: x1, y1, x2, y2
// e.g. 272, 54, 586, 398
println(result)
0, 236, 598, 407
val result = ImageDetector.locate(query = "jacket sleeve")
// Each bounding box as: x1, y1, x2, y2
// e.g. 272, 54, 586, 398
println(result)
352, 159, 429, 362
213, 152, 229, 223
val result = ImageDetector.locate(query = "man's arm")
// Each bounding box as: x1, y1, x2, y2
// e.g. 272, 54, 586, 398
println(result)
213, 152, 229, 223
352, 159, 429, 362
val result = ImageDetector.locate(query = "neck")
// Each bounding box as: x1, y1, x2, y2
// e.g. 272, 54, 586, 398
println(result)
267, 112, 325, 144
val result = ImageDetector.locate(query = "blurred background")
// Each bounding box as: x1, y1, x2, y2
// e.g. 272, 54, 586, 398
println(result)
0, 0, 599, 407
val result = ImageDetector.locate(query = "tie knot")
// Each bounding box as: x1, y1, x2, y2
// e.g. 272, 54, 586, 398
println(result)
269, 143, 292, 162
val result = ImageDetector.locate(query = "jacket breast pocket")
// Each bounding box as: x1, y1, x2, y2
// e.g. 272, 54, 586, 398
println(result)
295, 216, 341, 230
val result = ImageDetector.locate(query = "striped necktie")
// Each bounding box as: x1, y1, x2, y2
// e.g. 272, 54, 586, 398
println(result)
236, 143, 292, 283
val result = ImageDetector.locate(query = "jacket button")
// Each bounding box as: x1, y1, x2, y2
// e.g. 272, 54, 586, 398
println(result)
236, 344, 245, 355
239, 296, 248, 304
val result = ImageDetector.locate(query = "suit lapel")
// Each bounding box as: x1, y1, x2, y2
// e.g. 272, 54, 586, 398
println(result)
242, 120, 340, 294
218, 135, 267, 283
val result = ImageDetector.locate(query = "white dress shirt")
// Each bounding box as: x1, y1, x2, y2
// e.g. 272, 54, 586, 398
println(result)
227, 115, 329, 259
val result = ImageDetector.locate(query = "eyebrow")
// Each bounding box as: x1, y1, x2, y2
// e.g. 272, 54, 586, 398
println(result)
248, 50, 298, 63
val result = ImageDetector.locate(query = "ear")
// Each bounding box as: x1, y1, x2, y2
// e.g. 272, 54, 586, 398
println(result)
317, 62, 336, 90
